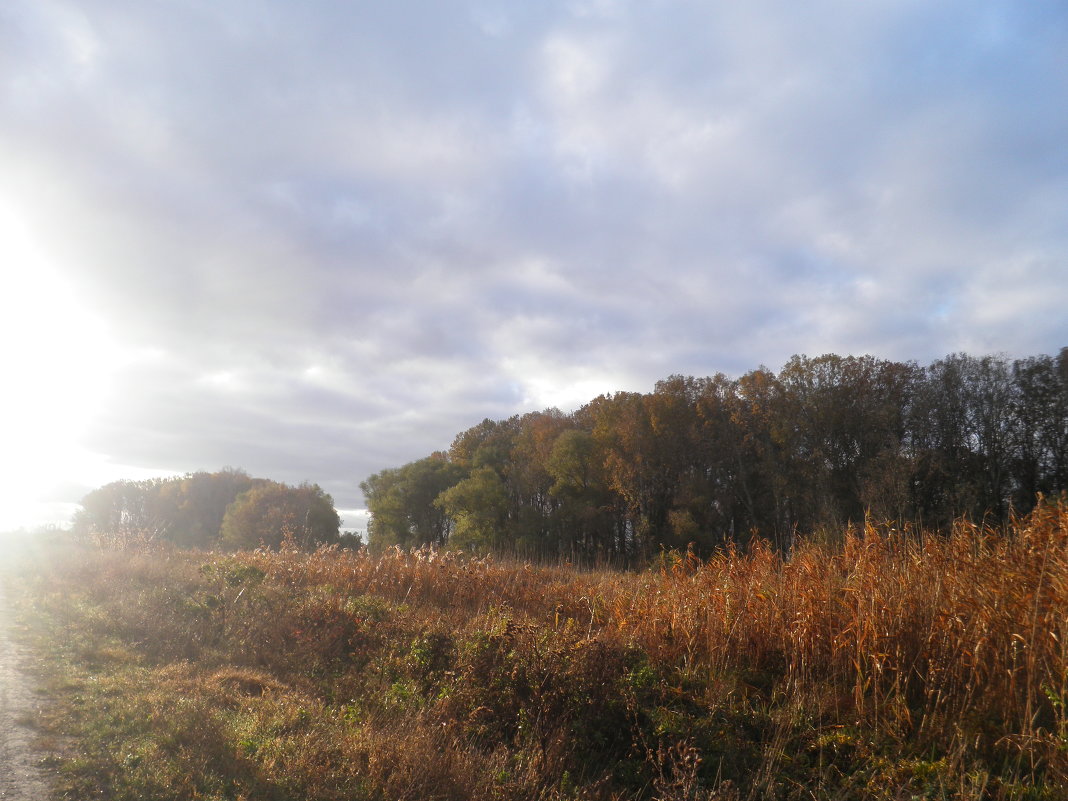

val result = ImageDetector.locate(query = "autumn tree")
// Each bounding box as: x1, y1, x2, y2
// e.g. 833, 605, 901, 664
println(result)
219, 481, 340, 550
362, 348, 1068, 558
161, 469, 256, 548
73, 470, 262, 548
731, 367, 794, 544
73, 478, 170, 543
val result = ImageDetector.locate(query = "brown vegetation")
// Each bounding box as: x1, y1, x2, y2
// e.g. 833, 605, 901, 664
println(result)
9, 499, 1068, 799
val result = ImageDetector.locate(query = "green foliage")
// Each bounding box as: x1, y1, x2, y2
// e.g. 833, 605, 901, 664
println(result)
360, 453, 464, 552
434, 466, 509, 553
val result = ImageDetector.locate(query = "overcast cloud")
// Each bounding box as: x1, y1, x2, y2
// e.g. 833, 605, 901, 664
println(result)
2, 0, 1066, 531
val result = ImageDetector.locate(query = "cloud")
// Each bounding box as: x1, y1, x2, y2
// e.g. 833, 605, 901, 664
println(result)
1, 0, 1067, 527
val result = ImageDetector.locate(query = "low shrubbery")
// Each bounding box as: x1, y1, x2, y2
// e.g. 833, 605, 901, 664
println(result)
8, 500, 1068, 799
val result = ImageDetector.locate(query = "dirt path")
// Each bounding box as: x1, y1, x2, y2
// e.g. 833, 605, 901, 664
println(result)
0, 578, 52, 800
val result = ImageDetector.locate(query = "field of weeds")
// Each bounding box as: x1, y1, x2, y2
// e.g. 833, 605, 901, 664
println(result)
7, 500, 1068, 800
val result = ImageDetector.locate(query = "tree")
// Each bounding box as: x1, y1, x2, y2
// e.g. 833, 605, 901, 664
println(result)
547, 428, 616, 556
908, 355, 984, 528
963, 354, 1016, 519
360, 454, 465, 552
72, 478, 169, 543
582, 392, 660, 553
359, 348, 1068, 558
219, 482, 340, 550
777, 354, 917, 530
434, 467, 510, 553
1012, 349, 1068, 509
507, 410, 574, 556
72, 470, 259, 548
163, 469, 256, 548
732, 367, 794, 544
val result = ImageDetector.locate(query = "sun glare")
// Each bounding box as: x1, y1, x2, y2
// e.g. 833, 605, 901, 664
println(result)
0, 199, 122, 531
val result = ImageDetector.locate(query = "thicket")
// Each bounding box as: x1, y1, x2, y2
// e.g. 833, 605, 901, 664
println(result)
12, 501, 1068, 800
364, 349, 1068, 558
72, 469, 342, 550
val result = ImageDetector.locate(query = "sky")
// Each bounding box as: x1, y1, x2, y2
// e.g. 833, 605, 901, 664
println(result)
1, 0, 1067, 533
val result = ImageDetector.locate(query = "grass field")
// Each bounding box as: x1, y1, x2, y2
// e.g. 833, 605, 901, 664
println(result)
6, 500, 1068, 799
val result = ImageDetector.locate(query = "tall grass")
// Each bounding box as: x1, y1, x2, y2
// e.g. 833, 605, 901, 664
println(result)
10, 499, 1068, 799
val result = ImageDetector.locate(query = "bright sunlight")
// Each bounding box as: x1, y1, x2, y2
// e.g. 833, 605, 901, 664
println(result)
0, 198, 122, 532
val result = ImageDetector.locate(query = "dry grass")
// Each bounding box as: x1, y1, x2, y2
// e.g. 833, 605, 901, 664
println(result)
7, 499, 1068, 799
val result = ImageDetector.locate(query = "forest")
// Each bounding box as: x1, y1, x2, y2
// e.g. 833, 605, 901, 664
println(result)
364, 349, 1068, 558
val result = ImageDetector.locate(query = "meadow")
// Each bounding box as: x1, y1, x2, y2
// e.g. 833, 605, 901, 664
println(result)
8, 500, 1068, 799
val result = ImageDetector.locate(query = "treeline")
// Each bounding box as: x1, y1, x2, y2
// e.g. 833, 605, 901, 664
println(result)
363, 349, 1068, 558
73, 469, 342, 550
